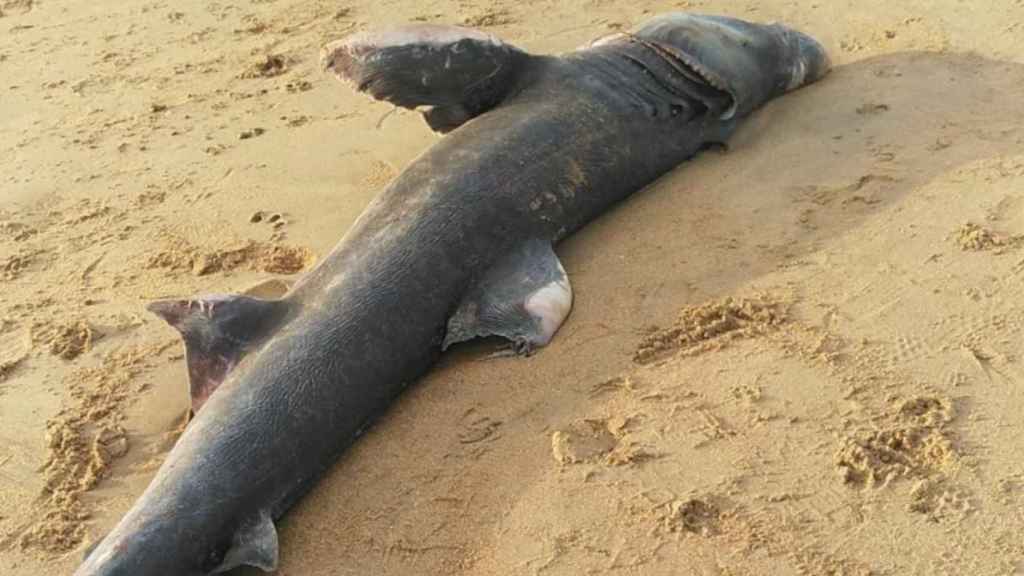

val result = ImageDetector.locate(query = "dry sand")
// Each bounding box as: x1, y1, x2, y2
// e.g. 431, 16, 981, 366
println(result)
2, 0, 1024, 574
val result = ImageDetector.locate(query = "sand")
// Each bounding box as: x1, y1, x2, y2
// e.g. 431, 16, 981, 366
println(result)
1, 0, 1023, 574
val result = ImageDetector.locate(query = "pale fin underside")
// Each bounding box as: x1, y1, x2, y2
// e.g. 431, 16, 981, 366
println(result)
445, 239, 573, 356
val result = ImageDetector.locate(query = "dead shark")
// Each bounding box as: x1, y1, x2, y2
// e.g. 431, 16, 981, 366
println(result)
75, 13, 829, 575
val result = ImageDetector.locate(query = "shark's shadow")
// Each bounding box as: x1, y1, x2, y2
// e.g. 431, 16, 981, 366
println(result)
238, 51, 1024, 574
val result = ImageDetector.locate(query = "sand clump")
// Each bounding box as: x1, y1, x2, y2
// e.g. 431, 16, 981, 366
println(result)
834, 396, 957, 489
15, 343, 171, 553
662, 498, 722, 536
240, 54, 288, 79
147, 239, 315, 276
634, 295, 788, 364
258, 244, 315, 275
462, 9, 516, 27
954, 222, 1021, 252
32, 320, 95, 361
908, 477, 974, 522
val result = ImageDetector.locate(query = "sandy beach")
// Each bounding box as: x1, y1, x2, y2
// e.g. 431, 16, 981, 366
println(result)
2, 0, 1024, 574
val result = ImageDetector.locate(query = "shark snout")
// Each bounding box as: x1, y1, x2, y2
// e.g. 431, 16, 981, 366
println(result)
782, 27, 831, 91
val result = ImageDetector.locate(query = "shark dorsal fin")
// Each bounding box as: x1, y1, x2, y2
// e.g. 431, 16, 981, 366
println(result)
147, 294, 287, 415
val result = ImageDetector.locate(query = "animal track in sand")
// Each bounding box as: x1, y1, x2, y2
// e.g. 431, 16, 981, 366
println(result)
648, 492, 873, 575
551, 419, 618, 464
891, 333, 931, 364
550, 417, 656, 467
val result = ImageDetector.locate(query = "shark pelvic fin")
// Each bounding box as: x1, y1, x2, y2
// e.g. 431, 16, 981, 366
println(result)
214, 510, 279, 573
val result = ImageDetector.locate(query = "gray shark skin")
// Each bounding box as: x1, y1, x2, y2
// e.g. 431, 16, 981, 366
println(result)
74, 13, 829, 575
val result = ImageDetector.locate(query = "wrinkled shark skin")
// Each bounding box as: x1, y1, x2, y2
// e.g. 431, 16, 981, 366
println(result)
75, 13, 829, 575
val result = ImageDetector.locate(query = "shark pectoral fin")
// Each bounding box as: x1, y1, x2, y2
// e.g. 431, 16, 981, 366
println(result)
444, 239, 573, 356
322, 24, 530, 133
147, 294, 287, 415
214, 510, 279, 573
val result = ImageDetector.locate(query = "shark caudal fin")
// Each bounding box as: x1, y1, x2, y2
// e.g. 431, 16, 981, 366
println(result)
322, 24, 532, 133
147, 294, 288, 416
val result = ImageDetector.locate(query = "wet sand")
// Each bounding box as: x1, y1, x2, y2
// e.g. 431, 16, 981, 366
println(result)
2, 0, 1024, 574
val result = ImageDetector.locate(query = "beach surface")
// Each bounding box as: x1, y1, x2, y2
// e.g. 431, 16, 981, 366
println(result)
2, 0, 1024, 574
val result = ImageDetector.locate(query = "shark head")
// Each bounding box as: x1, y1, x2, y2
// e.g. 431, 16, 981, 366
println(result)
628, 13, 831, 119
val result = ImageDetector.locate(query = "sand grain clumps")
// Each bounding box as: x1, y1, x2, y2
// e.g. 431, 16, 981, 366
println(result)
834, 396, 957, 489
462, 9, 516, 27
634, 295, 788, 364
954, 222, 1021, 252
17, 343, 169, 553
258, 245, 314, 274
908, 477, 974, 521
663, 498, 722, 536
240, 54, 288, 79
33, 320, 95, 361
148, 239, 314, 276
